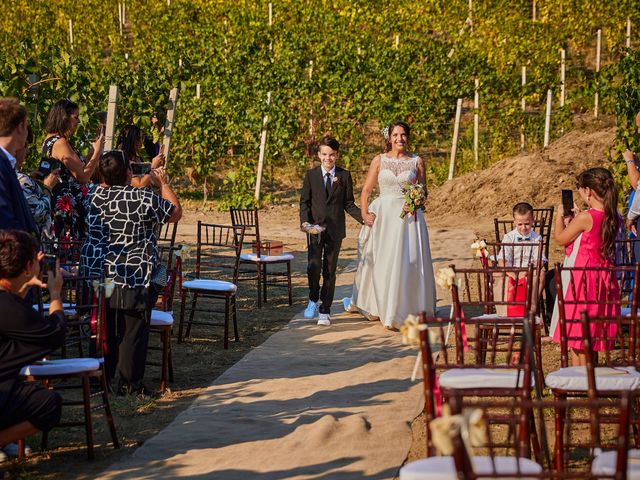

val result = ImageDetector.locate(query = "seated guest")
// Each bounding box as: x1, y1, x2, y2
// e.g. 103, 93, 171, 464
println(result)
0, 230, 65, 461
80, 150, 181, 395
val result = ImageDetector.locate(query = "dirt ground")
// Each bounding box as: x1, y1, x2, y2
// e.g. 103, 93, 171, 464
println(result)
4, 127, 621, 478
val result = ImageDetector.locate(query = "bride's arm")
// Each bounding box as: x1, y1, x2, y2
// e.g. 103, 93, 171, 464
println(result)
361, 155, 381, 227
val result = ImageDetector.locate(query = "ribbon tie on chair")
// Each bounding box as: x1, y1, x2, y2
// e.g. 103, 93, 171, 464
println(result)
429, 404, 487, 456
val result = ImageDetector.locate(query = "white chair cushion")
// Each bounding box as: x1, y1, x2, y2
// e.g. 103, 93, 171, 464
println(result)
592, 449, 640, 478
439, 368, 535, 389
545, 366, 640, 391
32, 303, 77, 315
151, 309, 174, 326
240, 253, 294, 262
182, 279, 237, 293
472, 314, 543, 325
20, 358, 100, 376
400, 456, 542, 480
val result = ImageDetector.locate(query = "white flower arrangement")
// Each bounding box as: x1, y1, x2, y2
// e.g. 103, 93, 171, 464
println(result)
435, 267, 456, 290
400, 314, 427, 346
470, 239, 488, 259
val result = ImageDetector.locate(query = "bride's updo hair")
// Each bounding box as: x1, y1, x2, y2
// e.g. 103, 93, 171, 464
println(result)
384, 121, 411, 152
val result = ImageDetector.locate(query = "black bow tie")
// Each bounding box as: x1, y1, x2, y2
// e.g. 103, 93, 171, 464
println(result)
516, 237, 531, 242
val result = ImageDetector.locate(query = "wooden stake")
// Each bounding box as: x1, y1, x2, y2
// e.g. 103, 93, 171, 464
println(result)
468, 0, 473, 31
532, 0, 536, 21
521, 66, 526, 151
196, 84, 200, 99
595, 29, 601, 118
163, 88, 179, 166
104, 85, 119, 152
122, 1, 126, 25
68, 19, 74, 49
309, 60, 313, 80
395, 34, 399, 49
474, 77, 479, 165
448, 98, 463, 181
560, 49, 566, 107
544, 89, 552, 148
627, 18, 632, 51
118, 3, 123, 36
268, 3, 273, 26
178, 57, 182, 68
255, 92, 272, 202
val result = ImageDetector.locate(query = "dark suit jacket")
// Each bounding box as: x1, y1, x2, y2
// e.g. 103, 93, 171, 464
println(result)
0, 149, 39, 236
299, 165, 363, 241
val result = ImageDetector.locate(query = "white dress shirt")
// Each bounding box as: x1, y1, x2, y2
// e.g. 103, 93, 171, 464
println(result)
497, 228, 547, 267
0, 146, 16, 170
321, 165, 336, 189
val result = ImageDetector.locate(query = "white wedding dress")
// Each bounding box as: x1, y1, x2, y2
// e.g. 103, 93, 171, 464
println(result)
350, 154, 436, 328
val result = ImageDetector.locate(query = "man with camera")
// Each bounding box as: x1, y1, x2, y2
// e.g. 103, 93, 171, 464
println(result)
0, 98, 38, 236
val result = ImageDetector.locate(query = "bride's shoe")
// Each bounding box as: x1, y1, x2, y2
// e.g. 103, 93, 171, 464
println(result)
342, 297, 358, 312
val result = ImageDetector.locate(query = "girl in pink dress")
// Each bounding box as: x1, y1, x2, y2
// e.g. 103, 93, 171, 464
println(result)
551, 167, 620, 366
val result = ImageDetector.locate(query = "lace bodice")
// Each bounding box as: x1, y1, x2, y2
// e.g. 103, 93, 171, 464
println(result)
377, 154, 418, 196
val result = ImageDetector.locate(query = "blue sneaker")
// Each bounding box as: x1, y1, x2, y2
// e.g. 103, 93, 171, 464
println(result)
343, 297, 357, 312
303, 300, 318, 319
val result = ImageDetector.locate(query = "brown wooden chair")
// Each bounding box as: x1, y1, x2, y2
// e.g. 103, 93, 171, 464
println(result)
417, 308, 536, 458
493, 206, 553, 263
450, 264, 544, 387
178, 223, 244, 348
229, 207, 293, 308
545, 263, 640, 471
401, 394, 632, 479
21, 275, 119, 459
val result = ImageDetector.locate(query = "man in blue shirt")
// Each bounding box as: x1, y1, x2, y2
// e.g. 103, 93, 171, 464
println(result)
0, 98, 38, 236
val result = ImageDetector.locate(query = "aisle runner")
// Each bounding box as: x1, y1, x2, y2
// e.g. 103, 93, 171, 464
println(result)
99, 227, 474, 480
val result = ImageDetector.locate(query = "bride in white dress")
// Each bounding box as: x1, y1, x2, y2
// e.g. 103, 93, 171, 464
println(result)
348, 121, 436, 329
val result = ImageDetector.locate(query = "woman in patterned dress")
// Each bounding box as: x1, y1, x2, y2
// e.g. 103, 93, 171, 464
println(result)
80, 150, 181, 395
40, 99, 104, 241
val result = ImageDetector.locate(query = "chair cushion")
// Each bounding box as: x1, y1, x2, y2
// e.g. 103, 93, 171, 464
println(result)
545, 366, 640, 391
592, 449, 640, 478
439, 368, 535, 389
399, 456, 542, 480
151, 309, 174, 326
32, 303, 77, 315
240, 253, 294, 263
20, 358, 100, 376
472, 314, 543, 325
182, 279, 237, 292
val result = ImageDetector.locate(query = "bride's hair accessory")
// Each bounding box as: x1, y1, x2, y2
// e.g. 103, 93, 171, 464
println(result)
381, 125, 390, 140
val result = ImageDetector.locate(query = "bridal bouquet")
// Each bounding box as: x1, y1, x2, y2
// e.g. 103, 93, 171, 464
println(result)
400, 183, 426, 219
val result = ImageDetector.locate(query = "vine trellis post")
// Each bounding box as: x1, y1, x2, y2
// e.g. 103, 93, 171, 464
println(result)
255, 91, 272, 203
521, 66, 526, 152
448, 98, 463, 181
594, 28, 601, 118
104, 85, 119, 152
544, 89, 552, 148
474, 77, 479, 165
163, 87, 179, 166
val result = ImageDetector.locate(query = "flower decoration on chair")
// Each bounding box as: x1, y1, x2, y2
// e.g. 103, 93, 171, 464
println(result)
429, 404, 487, 456
401, 314, 427, 346
470, 238, 489, 268
174, 244, 191, 260
435, 267, 456, 291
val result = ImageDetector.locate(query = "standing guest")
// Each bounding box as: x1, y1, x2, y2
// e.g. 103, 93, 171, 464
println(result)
116, 124, 165, 188
40, 99, 104, 241
550, 167, 620, 366
80, 150, 181, 395
623, 111, 640, 259
299, 135, 363, 326
0, 230, 65, 463
0, 98, 38, 237
16, 127, 58, 240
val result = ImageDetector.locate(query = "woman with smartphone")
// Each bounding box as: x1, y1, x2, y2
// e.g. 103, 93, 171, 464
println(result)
116, 125, 165, 189
41, 99, 104, 241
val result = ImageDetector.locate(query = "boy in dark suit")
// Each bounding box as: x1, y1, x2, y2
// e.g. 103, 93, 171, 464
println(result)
299, 136, 363, 326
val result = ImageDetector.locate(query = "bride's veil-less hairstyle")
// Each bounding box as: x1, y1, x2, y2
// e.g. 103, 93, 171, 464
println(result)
384, 121, 411, 152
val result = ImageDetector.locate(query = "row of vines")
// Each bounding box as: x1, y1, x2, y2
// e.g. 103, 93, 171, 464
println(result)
2, 0, 640, 206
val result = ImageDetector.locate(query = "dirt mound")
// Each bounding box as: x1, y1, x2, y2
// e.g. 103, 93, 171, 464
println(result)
428, 128, 616, 220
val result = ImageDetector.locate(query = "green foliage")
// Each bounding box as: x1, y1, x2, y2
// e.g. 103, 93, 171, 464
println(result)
219, 159, 260, 210
2, 0, 640, 203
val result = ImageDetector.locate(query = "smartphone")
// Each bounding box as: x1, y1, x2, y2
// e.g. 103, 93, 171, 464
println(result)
561, 189, 574, 217
131, 162, 152, 176
41, 254, 57, 273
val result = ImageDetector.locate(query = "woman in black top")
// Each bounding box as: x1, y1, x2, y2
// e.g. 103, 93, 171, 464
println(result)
41, 99, 104, 241
80, 150, 181, 395
116, 124, 165, 189
0, 230, 65, 450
